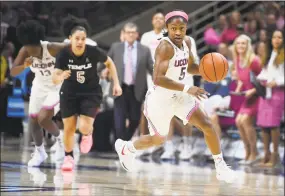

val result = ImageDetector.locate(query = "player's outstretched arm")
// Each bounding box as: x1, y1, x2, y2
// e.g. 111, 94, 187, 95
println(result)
10, 47, 31, 77
153, 41, 184, 91
184, 37, 200, 75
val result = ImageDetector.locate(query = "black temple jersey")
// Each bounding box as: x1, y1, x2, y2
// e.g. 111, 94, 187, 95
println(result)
55, 45, 107, 93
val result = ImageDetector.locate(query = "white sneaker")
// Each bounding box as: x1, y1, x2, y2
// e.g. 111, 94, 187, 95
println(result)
50, 141, 57, 153
161, 141, 175, 160
28, 148, 48, 167
27, 167, 47, 186
115, 139, 135, 172
215, 161, 236, 183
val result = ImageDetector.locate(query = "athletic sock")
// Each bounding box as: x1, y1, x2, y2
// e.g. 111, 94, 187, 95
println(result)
65, 151, 74, 158
36, 143, 45, 152
212, 153, 224, 164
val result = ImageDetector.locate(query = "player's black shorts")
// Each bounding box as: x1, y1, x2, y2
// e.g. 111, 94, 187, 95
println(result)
59, 88, 102, 119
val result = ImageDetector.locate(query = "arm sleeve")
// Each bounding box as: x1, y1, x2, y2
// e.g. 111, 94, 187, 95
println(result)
91, 46, 108, 62
55, 50, 67, 70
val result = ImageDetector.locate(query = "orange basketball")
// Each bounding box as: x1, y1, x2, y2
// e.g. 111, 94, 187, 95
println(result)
199, 52, 229, 83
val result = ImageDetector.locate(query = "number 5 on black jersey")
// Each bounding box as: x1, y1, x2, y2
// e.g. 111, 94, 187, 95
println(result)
77, 71, 85, 83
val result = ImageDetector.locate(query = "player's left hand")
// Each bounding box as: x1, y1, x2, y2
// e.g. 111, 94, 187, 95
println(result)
266, 81, 277, 88
113, 84, 122, 96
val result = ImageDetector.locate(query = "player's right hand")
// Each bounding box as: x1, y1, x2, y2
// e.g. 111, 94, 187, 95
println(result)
23, 57, 33, 68
61, 70, 71, 80
187, 86, 209, 100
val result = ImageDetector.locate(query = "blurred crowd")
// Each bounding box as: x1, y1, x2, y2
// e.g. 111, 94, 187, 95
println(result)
1, 2, 284, 168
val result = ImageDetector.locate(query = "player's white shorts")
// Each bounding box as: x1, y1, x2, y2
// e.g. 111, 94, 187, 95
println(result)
143, 87, 199, 137
29, 85, 60, 118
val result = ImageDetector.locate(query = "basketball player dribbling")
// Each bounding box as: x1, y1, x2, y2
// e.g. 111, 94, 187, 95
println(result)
115, 10, 236, 183
52, 23, 122, 171
10, 20, 68, 167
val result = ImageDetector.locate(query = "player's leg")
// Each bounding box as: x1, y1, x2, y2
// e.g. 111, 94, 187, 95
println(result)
188, 106, 236, 183
115, 94, 172, 171
62, 115, 77, 171
161, 118, 177, 160
37, 108, 60, 137
27, 89, 48, 167
60, 92, 78, 171
177, 120, 193, 160
78, 94, 101, 154
235, 114, 250, 163
78, 115, 95, 154
210, 113, 222, 139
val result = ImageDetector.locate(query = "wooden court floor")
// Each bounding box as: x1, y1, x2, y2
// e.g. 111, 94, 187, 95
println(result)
1, 136, 284, 196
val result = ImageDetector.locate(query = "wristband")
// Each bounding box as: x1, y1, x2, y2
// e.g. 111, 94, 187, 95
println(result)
183, 85, 190, 93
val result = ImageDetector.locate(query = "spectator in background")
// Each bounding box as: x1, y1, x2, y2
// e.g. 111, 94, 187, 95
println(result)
255, 41, 268, 67
107, 22, 153, 141
245, 20, 258, 44
258, 29, 268, 43
140, 9, 165, 61
266, 14, 277, 37
216, 15, 228, 35
254, 10, 266, 30
1, 3, 19, 28
276, 5, 284, 31
256, 30, 284, 168
233, 34, 262, 165
203, 14, 228, 48
220, 11, 240, 45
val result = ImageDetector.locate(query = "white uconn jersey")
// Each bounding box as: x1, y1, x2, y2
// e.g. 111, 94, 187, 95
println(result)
152, 37, 190, 96
30, 41, 56, 89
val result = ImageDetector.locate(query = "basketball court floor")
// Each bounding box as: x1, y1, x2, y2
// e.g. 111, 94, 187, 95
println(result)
1, 134, 284, 196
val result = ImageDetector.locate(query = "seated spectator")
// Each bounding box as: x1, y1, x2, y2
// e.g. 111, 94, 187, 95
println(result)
256, 30, 284, 168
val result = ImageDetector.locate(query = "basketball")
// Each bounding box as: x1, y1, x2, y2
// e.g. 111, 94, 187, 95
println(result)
199, 52, 229, 83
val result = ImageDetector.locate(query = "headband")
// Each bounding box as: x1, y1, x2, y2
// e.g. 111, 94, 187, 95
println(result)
165, 11, 189, 23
